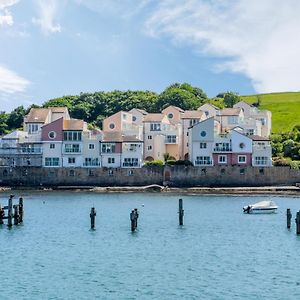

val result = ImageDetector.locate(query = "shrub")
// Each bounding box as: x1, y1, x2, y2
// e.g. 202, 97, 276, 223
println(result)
166, 160, 176, 165
144, 160, 164, 166
174, 160, 193, 166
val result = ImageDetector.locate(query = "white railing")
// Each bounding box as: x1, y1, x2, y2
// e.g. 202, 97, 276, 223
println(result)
213, 147, 232, 152
194, 160, 213, 166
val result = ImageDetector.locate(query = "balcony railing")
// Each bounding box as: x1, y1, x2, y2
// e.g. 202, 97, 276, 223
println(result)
194, 160, 213, 166
0, 147, 42, 155
122, 162, 140, 167
213, 147, 232, 152
83, 162, 101, 167
21, 148, 42, 154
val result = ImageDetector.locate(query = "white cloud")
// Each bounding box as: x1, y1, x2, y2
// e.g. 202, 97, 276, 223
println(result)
145, 0, 300, 93
0, 65, 30, 94
0, 0, 19, 26
32, 0, 62, 34
74, 0, 151, 18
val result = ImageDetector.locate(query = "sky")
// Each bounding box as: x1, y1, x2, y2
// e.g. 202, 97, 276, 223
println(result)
0, 0, 300, 112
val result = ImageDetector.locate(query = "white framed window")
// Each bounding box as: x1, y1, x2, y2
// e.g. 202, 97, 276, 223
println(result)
89, 143, 95, 150
28, 124, 39, 134
68, 157, 76, 164
45, 157, 59, 166
147, 145, 152, 150
218, 155, 227, 163
150, 123, 161, 131
108, 157, 115, 164
147, 135, 152, 140
65, 144, 80, 153
108, 169, 114, 176
50, 143, 55, 149
200, 142, 207, 149
255, 156, 268, 165
102, 143, 116, 153
63, 131, 82, 141
195, 156, 212, 165
238, 155, 247, 164
123, 158, 139, 167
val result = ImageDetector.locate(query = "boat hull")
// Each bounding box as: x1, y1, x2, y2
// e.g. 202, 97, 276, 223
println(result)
247, 208, 278, 214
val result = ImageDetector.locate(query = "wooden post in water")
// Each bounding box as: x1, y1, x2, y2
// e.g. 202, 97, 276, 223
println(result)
19, 197, 23, 223
130, 209, 139, 232
90, 207, 96, 230
0, 204, 3, 225
134, 208, 139, 230
13, 205, 19, 225
296, 211, 300, 235
287, 208, 292, 229
7, 195, 13, 228
178, 198, 184, 226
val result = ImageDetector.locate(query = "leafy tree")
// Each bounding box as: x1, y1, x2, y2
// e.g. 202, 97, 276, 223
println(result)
6, 106, 26, 130
223, 92, 241, 108
156, 83, 207, 111
0, 113, 8, 135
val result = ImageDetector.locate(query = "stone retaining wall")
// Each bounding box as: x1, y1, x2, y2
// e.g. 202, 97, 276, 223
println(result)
0, 166, 299, 187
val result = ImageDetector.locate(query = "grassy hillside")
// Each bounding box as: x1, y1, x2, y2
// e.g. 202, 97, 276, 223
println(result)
241, 92, 300, 134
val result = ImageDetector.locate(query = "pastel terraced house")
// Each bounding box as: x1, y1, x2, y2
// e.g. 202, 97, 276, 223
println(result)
189, 117, 272, 167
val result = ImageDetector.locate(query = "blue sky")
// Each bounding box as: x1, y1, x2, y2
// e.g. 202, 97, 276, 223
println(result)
0, 0, 299, 112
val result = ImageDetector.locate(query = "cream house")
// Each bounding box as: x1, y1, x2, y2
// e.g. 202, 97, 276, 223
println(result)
234, 101, 272, 137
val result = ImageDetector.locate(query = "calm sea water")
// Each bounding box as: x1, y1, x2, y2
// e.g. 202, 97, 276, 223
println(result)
1, 191, 300, 300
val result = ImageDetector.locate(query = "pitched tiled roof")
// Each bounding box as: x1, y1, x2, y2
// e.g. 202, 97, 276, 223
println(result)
102, 132, 142, 142
220, 108, 242, 116
249, 135, 270, 141
49, 107, 69, 113
143, 113, 165, 122
162, 105, 184, 113
63, 119, 85, 130
130, 108, 148, 115
181, 110, 204, 119
24, 108, 50, 123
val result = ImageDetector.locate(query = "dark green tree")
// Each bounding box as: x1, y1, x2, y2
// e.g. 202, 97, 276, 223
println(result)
6, 106, 26, 130
223, 92, 241, 108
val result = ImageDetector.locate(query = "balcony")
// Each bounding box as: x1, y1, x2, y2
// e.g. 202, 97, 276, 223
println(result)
21, 147, 42, 154
194, 160, 213, 166
253, 145, 272, 151
213, 146, 232, 152
83, 162, 101, 167
122, 162, 140, 167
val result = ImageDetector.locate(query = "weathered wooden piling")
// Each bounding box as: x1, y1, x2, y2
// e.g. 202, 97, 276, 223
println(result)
296, 211, 300, 235
7, 195, 13, 227
130, 209, 139, 232
178, 198, 184, 226
0, 204, 3, 225
134, 208, 139, 229
90, 207, 96, 229
13, 205, 19, 225
287, 208, 292, 229
19, 197, 23, 223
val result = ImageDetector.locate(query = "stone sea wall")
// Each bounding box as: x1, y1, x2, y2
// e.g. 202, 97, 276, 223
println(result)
0, 165, 299, 187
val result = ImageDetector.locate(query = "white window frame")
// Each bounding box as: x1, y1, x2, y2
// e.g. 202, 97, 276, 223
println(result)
238, 155, 247, 164
200, 142, 207, 149
218, 155, 227, 163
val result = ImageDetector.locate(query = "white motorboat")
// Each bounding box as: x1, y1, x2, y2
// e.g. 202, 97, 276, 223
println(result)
243, 200, 278, 214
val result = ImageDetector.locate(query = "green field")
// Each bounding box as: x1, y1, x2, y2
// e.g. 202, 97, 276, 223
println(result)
241, 92, 300, 134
